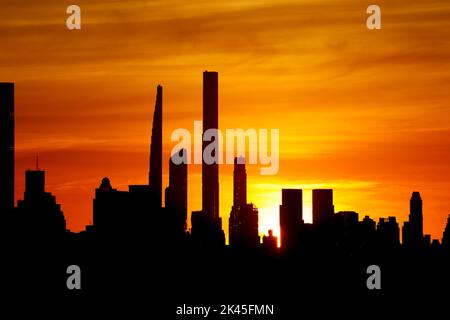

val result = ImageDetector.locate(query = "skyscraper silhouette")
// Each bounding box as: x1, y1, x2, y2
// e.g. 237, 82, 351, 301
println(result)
93, 177, 129, 237
202, 71, 220, 226
312, 189, 334, 225
402, 191, 424, 249
279, 189, 303, 251
0, 83, 14, 214
149, 85, 163, 207
229, 157, 259, 248
25, 168, 45, 194
233, 156, 247, 207
16, 169, 66, 239
165, 149, 188, 234
190, 72, 224, 248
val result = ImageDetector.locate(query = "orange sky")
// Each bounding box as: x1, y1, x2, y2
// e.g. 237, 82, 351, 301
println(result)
2, 0, 450, 242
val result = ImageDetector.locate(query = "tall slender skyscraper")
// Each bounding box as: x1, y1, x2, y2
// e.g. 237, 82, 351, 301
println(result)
149, 85, 162, 207
280, 189, 303, 251
0, 83, 14, 213
202, 71, 219, 225
312, 189, 334, 225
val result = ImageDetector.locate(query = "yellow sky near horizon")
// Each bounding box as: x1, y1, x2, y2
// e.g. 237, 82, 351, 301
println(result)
2, 0, 450, 241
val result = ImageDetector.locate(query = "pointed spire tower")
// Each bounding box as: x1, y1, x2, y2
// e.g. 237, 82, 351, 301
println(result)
149, 85, 162, 207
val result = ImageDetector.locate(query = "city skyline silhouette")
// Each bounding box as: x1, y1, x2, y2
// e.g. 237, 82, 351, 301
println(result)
2, 1, 450, 316
3, 1, 450, 243
2, 74, 450, 247
2, 72, 450, 315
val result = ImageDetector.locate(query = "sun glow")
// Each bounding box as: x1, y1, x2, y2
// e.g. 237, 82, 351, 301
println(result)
254, 189, 313, 239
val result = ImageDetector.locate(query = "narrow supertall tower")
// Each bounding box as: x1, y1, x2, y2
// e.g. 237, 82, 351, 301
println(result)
149, 85, 162, 207
202, 71, 219, 225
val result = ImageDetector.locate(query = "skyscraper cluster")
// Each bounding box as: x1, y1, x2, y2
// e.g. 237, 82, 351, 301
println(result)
1, 77, 450, 258
1, 83, 65, 243
278, 187, 437, 255
92, 84, 186, 244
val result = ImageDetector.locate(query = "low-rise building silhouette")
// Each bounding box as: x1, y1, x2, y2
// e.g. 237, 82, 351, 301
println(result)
262, 229, 278, 253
